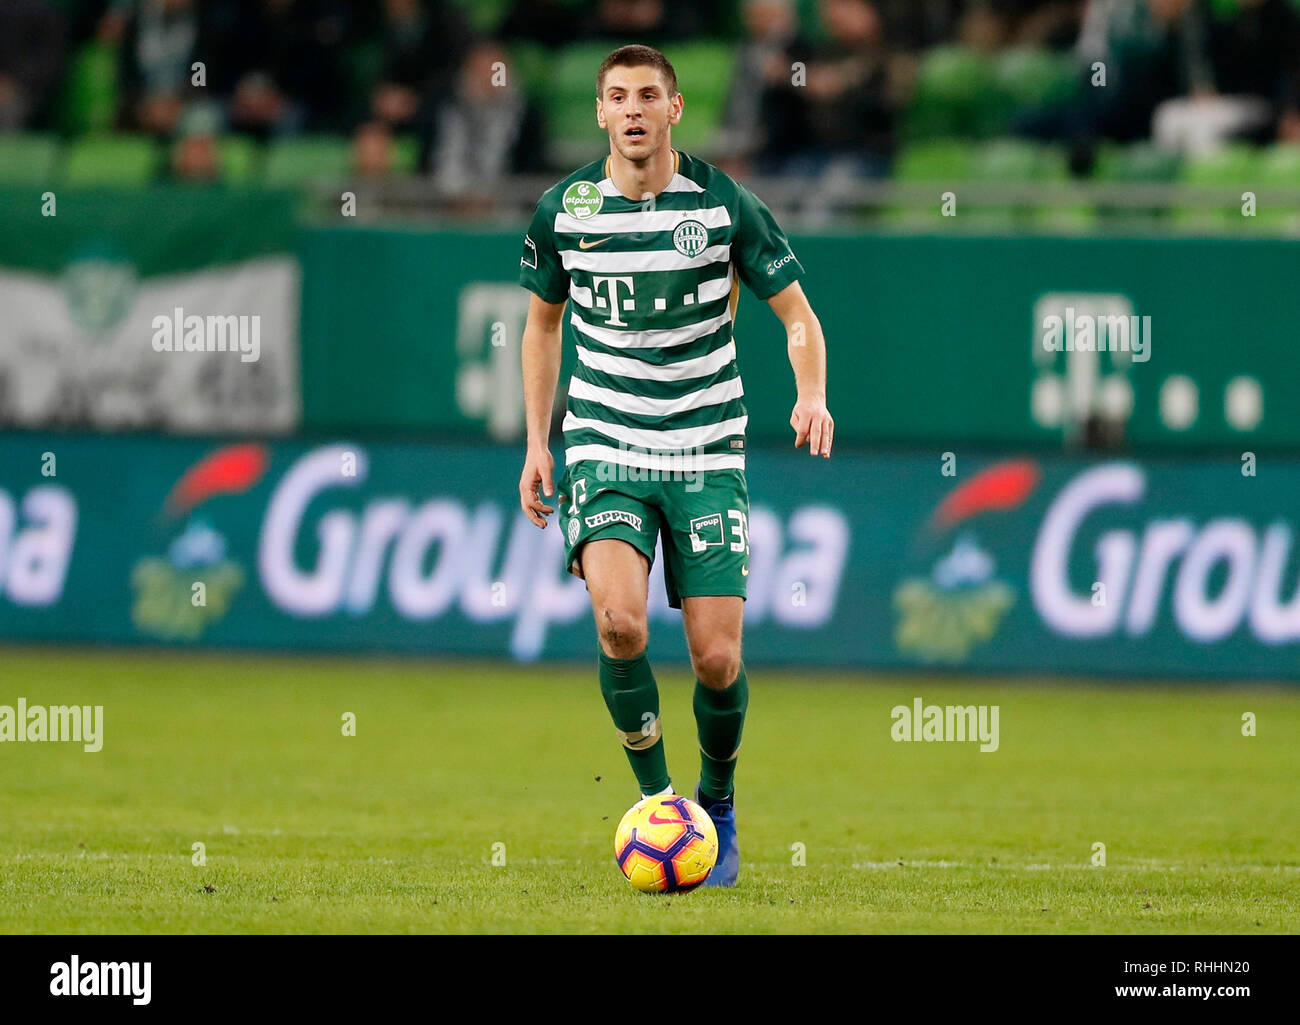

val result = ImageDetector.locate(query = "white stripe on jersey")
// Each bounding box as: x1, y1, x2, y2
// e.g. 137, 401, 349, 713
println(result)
553, 206, 732, 236
569, 282, 593, 307
559, 243, 731, 274
568, 375, 743, 417
562, 412, 748, 450
697, 266, 734, 304
566, 444, 744, 471
570, 308, 730, 349
576, 340, 736, 381
596, 173, 705, 197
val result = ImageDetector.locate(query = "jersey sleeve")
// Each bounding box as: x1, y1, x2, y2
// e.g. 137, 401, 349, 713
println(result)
732, 183, 804, 300
518, 200, 569, 304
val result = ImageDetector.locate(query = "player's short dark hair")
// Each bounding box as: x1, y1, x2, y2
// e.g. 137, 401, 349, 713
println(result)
596, 45, 678, 98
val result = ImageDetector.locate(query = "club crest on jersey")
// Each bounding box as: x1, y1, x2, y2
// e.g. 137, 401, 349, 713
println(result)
563, 181, 604, 220
672, 219, 709, 258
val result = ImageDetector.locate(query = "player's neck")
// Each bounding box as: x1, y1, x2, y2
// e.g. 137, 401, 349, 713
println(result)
607, 144, 677, 201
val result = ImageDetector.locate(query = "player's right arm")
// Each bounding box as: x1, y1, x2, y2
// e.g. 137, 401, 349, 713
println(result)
519, 293, 566, 528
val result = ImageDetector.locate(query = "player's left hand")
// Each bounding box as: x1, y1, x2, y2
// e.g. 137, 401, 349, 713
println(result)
791, 396, 833, 458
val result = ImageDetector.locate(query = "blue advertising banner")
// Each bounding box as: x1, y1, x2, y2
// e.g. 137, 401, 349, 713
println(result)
1, 434, 1297, 680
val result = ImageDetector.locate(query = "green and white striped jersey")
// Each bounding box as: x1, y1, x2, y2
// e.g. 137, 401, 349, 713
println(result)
519, 150, 803, 472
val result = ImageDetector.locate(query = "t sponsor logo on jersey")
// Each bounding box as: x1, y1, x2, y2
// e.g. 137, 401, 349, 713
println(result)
584, 509, 643, 531
767, 252, 795, 276
521, 234, 539, 269
688, 512, 725, 552
672, 219, 709, 258
563, 181, 604, 220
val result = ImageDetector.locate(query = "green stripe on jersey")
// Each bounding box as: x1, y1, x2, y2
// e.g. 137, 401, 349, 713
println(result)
519, 151, 803, 471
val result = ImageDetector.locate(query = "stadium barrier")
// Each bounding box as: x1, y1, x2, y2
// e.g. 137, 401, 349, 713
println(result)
300, 227, 1300, 450
1, 432, 1297, 680
2, 184, 1297, 451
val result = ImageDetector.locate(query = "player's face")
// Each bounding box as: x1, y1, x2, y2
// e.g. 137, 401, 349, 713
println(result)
597, 67, 682, 162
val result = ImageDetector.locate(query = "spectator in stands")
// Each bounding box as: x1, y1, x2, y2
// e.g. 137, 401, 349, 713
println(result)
222, 0, 356, 137
430, 38, 545, 202
1142, 0, 1300, 153
352, 119, 399, 179
0, 0, 68, 131
369, 0, 470, 133
1015, 0, 1210, 156
118, 0, 207, 137
1201, 0, 1300, 143
779, 0, 899, 179
871, 0, 964, 51
169, 100, 221, 181
716, 0, 806, 175
588, 0, 714, 43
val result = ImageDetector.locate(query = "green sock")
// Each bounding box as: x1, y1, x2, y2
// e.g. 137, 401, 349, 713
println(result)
694, 663, 748, 802
599, 650, 671, 796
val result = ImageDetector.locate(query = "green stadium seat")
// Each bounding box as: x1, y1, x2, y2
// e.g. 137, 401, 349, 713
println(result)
1092, 143, 1182, 229
263, 136, 352, 186
1174, 143, 1261, 232
881, 139, 976, 230
904, 47, 997, 140
453, 0, 511, 33
508, 41, 551, 105
665, 42, 734, 156
965, 140, 1089, 232
216, 136, 260, 185
1254, 143, 1300, 234
0, 134, 61, 187
63, 135, 160, 186
59, 42, 118, 136
391, 135, 420, 176
545, 44, 612, 167
892, 138, 976, 182
994, 47, 1077, 116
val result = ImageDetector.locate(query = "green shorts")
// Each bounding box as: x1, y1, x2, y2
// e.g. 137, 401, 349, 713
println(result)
556, 459, 750, 609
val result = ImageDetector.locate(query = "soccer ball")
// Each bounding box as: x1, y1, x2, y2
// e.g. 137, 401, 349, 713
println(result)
614, 794, 718, 893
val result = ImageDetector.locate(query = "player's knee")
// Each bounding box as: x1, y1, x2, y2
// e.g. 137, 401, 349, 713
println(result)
597, 605, 647, 658
692, 645, 740, 690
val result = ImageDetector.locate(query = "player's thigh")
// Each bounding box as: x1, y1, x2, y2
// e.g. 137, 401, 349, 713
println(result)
581, 538, 652, 654
659, 469, 750, 612
681, 595, 744, 688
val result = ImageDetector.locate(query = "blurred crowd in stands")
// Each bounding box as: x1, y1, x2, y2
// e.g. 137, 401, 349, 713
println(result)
1, 0, 1298, 189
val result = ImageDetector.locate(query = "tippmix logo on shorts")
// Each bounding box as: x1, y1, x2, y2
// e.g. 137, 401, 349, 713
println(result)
584, 509, 643, 531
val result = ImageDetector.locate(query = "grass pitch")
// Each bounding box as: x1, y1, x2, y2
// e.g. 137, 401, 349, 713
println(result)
0, 648, 1296, 934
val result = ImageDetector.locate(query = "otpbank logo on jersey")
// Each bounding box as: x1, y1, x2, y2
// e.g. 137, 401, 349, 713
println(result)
563, 181, 604, 220
672, 219, 709, 258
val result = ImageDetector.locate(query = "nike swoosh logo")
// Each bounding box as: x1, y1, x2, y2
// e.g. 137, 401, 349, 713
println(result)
647, 811, 684, 825
741, 565, 748, 576
578, 237, 613, 250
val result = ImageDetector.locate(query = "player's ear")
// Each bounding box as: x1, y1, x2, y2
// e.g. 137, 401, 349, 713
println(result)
669, 93, 683, 125
596, 98, 606, 130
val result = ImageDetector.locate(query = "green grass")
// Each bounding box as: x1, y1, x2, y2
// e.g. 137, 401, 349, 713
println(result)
1, 649, 1296, 933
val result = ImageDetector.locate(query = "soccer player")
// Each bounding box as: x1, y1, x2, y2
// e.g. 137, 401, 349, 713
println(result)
517, 44, 833, 886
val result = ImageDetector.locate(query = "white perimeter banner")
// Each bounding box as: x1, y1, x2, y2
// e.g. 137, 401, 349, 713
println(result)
0, 255, 300, 434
